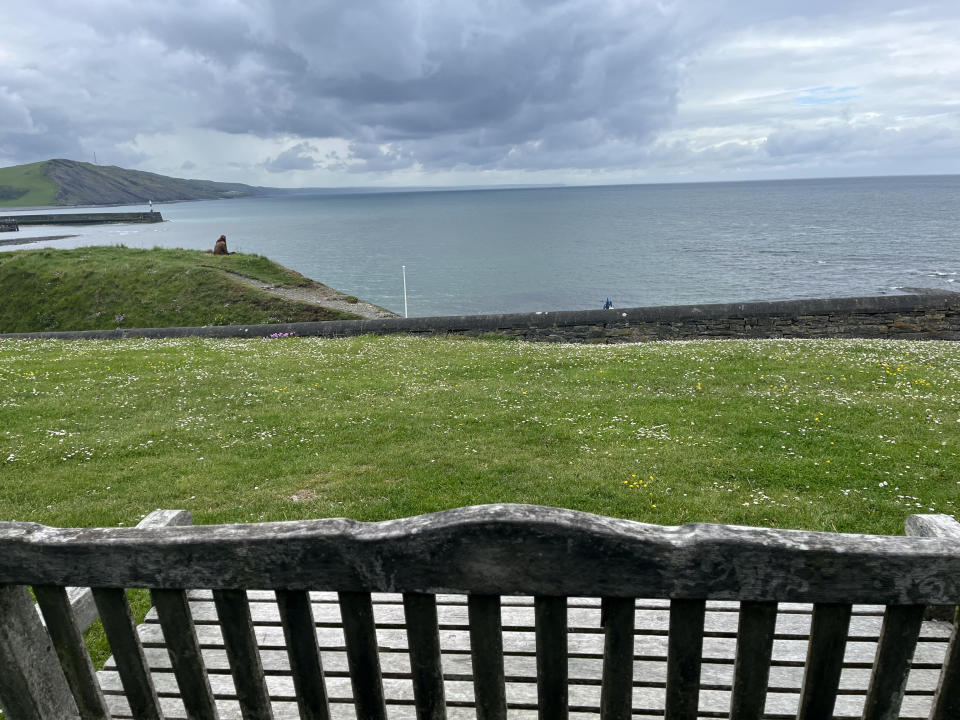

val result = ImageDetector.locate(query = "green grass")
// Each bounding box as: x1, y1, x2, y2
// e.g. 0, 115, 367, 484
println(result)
2, 334, 958, 674
0, 160, 59, 207
0, 246, 361, 333
2, 335, 956, 534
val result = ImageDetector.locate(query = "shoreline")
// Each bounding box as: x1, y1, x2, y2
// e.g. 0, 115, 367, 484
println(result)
0, 234, 78, 247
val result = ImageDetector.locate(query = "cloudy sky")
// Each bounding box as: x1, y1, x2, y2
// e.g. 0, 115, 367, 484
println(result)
1, 1, 958, 187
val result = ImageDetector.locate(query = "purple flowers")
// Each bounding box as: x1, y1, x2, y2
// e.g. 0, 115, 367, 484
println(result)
267, 331, 296, 339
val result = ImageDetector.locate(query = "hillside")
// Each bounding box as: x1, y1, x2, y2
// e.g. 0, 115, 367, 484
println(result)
0, 246, 367, 333
0, 159, 274, 208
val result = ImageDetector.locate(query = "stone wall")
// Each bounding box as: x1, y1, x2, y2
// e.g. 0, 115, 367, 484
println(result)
4, 292, 959, 343
0, 211, 162, 226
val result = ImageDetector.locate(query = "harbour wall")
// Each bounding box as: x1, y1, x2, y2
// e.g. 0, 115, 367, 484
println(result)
4, 292, 959, 342
0, 211, 162, 226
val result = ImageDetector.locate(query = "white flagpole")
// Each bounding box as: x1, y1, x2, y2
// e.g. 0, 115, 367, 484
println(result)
402, 265, 408, 318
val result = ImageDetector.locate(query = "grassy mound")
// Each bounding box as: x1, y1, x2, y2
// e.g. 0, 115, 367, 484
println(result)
0, 246, 361, 333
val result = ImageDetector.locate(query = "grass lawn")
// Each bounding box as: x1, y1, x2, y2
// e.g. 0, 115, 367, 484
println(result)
2, 333, 959, 669
2, 334, 957, 533
0, 246, 360, 333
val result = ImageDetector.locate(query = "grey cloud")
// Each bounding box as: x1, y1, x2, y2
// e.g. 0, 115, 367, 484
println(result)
264, 142, 319, 172
2, 0, 960, 178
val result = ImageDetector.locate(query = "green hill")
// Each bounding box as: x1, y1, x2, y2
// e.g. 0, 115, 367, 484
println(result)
0, 246, 362, 333
0, 159, 272, 208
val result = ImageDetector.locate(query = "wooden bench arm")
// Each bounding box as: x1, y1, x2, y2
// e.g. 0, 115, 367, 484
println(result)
906, 513, 960, 540
0, 510, 192, 719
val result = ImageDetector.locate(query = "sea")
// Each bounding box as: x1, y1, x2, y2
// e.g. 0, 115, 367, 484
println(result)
3, 175, 958, 318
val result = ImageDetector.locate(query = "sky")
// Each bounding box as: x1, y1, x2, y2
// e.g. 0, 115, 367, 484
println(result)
1, 1, 959, 188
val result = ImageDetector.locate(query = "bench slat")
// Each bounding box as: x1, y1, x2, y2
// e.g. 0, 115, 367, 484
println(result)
862, 604, 925, 720
151, 589, 220, 720
797, 602, 853, 719
467, 594, 507, 720
664, 598, 706, 720
729, 600, 777, 720
403, 593, 447, 719
92, 587, 163, 720
599, 596, 635, 720
212, 589, 274, 720
339, 591, 388, 720
276, 589, 331, 720
33, 584, 111, 720
930, 619, 960, 720
535, 596, 568, 719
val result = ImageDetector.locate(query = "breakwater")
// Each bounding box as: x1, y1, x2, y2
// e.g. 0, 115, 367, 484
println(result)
0, 211, 162, 226
3, 291, 958, 342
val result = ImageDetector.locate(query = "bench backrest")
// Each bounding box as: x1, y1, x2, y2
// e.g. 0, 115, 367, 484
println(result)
1, 504, 959, 719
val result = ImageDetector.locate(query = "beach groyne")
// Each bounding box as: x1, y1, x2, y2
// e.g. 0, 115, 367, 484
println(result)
0, 211, 162, 226
4, 291, 959, 342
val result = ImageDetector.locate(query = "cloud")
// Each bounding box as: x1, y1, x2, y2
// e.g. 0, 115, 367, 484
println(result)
263, 142, 319, 172
1, 1, 959, 183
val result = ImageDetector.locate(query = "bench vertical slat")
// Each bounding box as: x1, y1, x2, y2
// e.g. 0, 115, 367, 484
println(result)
151, 589, 220, 720
0, 584, 79, 720
534, 595, 568, 720
212, 589, 274, 720
729, 600, 778, 720
467, 594, 507, 720
599, 596, 635, 720
276, 589, 331, 720
796, 602, 852, 720
929, 616, 960, 720
862, 604, 925, 720
33, 584, 111, 720
664, 598, 706, 720
339, 591, 388, 720
91, 587, 163, 720
403, 593, 447, 720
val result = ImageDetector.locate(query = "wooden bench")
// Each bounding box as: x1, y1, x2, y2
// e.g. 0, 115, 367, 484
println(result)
1, 504, 958, 719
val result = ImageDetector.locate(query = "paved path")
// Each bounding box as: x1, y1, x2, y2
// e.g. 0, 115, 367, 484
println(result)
229, 273, 399, 320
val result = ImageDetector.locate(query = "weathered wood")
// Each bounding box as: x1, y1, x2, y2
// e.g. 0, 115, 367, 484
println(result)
728, 600, 777, 720
276, 589, 331, 720
905, 513, 960, 623
467, 594, 507, 720
3, 506, 960, 604
212, 589, 274, 720
905, 513, 960, 541
0, 584, 79, 720
339, 591, 387, 720
599, 596, 634, 720
64, 585, 101, 635
403, 593, 446, 720
51, 510, 195, 635
33, 584, 111, 719
534, 596, 568, 720
664, 598, 705, 720
862, 604, 925, 720
796, 602, 852, 720
92, 587, 162, 720
929, 619, 960, 720
151, 588, 219, 720
96, 590, 955, 719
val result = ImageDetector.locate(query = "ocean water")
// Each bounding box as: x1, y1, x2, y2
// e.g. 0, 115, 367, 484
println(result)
4, 175, 959, 317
